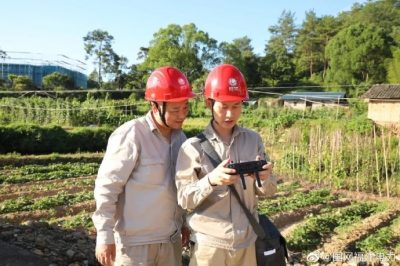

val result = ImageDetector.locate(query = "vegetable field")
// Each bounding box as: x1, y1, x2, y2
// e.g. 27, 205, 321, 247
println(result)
1, 154, 399, 265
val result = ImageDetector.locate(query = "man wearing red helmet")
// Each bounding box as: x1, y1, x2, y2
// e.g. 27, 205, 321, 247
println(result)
175, 64, 277, 265
92, 66, 195, 266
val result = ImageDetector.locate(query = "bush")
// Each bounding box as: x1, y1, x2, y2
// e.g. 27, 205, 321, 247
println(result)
0, 124, 112, 154
42, 72, 75, 90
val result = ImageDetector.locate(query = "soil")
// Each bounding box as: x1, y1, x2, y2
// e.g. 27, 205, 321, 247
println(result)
1, 174, 399, 266
0, 185, 93, 202
0, 176, 95, 194
0, 220, 99, 266
0, 201, 95, 224
0, 239, 48, 266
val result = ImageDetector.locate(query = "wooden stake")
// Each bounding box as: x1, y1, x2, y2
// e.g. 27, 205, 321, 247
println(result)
356, 134, 359, 193
373, 125, 382, 197
381, 129, 390, 198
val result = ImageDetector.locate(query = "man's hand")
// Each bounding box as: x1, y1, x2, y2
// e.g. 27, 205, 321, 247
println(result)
208, 158, 239, 186
250, 155, 273, 181
95, 243, 116, 266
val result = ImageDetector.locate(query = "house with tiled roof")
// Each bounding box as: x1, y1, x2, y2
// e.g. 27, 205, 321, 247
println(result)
362, 84, 400, 124
280, 91, 347, 110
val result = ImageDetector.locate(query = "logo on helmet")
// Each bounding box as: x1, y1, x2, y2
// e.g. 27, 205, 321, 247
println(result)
229, 78, 237, 86
228, 78, 239, 92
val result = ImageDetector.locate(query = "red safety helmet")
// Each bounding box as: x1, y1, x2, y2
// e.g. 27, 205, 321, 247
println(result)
204, 64, 248, 101
145, 66, 195, 102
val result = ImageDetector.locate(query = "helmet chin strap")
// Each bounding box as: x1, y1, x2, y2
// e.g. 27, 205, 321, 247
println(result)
153, 102, 169, 128
210, 99, 217, 125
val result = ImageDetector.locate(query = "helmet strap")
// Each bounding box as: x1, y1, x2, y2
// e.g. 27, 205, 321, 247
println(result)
153, 102, 169, 128
210, 99, 216, 125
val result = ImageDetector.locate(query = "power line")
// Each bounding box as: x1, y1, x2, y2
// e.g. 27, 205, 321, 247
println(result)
248, 89, 360, 101
0, 103, 139, 111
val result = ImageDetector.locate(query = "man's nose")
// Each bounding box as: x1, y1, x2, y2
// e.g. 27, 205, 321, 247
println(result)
226, 109, 232, 118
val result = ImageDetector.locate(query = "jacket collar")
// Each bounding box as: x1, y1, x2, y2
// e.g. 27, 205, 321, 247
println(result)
145, 111, 158, 132
145, 111, 181, 141
203, 121, 244, 142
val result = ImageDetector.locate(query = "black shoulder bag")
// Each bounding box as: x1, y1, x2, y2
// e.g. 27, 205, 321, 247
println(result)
197, 133, 289, 266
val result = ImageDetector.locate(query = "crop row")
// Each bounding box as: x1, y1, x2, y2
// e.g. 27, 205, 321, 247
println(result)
258, 188, 338, 216
356, 216, 400, 255
0, 162, 99, 184
287, 202, 386, 252
49, 211, 95, 231
0, 176, 94, 195
0, 191, 94, 214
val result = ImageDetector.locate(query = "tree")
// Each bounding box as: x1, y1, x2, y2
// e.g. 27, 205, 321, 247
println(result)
138, 23, 220, 82
294, 12, 341, 81
124, 64, 147, 91
317, 15, 342, 80
263, 10, 297, 85
220, 36, 261, 86
8, 74, 34, 91
105, 52, 129, 89
387, 47, 400, 83
325, 23, 391, 85
340, 0, 400, 32
83, 29, 114, 86
87, 70, 100, 89
42, 72, 74, 90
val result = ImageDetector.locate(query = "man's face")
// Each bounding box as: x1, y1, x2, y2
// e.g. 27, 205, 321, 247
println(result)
156, 100, 190, 129
207, 100, 242, 130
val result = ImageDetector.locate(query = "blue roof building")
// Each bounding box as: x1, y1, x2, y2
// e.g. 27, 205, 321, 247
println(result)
0, 52, 87, 89
280, 91, 347, 109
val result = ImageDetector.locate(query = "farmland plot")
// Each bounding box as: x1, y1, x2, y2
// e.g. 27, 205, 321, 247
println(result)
0, 157, 399, 265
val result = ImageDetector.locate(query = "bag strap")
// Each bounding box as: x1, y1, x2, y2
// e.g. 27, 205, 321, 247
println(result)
197, 133, 222, 168
228, 185, 266, 239
196, 133, 267, 240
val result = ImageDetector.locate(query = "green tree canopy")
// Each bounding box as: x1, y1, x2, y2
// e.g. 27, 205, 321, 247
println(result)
138, 23, 220, 83
325, 23, 391, 85
105, 52, 129, 90
8, 74, 34, 91
387, 47, 400, 83
294, 13, 341, 82
263, 10, 297, 85
220, 36, 261, 86
42, 72, 74, 90
83, 29, 114, 85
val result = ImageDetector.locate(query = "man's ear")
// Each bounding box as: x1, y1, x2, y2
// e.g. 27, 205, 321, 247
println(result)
205, 99, 213, 110
150, 102, 159, 114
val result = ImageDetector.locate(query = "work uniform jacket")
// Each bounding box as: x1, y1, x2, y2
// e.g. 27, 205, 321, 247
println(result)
175, 123, 277, 250
93, 111, 185, 246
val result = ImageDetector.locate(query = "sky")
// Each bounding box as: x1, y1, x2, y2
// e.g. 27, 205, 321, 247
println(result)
0, 0, 367, 74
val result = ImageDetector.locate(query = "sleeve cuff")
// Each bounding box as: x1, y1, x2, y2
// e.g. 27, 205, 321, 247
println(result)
198, 174, 216, 197
96, 231, 115, 245
257, 175, 277, 196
